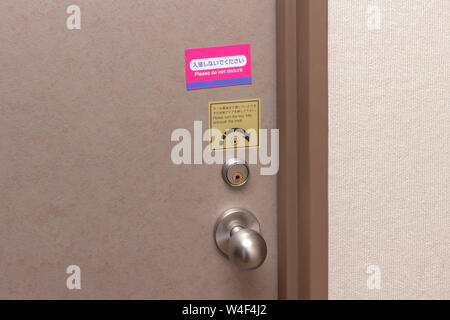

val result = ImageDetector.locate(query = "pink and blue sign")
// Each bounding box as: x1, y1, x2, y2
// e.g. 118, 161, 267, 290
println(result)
185, 44, 252, 90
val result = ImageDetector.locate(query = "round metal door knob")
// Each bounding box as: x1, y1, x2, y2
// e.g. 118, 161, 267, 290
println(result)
214, 208, 267, 270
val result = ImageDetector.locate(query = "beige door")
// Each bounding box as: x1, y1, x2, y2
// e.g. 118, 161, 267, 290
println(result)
0, 0, 277, 299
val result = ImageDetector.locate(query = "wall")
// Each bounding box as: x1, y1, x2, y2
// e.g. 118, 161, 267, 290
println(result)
329, 0, 450, 299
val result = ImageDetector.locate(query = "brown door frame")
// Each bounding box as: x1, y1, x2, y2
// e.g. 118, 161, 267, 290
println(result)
276, 0, 328, 300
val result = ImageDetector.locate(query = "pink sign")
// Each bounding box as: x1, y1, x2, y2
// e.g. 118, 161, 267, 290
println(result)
185, 44, 252, 90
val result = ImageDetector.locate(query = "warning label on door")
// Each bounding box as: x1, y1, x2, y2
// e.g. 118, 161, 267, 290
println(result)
208, 99, 260, 151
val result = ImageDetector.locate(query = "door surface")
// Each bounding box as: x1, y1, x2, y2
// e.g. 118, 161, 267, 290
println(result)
0, 0, 277, 299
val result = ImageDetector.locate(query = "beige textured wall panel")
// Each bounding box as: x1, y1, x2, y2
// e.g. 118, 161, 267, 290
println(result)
329, 0, 450, 299
0, 0, 277, 299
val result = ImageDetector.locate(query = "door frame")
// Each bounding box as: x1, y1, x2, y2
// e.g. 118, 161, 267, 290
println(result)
276, 0, 328, 300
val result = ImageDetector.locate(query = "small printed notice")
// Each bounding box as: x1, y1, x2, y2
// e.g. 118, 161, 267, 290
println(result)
208, 99, 260, 151
185, 44, 252, 90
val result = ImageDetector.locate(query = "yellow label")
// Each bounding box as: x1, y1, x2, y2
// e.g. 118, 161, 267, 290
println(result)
208, 98, 261, 151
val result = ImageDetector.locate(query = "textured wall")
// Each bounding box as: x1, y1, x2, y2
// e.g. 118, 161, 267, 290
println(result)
329, 0, 450, 299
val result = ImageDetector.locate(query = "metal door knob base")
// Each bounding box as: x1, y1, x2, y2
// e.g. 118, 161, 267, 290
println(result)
214, 208, 267, 270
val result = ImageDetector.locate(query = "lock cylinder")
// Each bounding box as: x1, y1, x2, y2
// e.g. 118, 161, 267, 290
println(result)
222, 158, 249, 187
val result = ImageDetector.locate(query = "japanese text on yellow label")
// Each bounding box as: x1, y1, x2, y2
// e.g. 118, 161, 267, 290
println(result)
208, 99, 261, 151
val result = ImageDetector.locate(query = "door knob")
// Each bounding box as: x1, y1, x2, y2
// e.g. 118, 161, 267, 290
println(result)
214, 208, 267, 270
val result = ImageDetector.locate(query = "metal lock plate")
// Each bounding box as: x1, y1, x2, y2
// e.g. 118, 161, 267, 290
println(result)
222, 158, 249, 187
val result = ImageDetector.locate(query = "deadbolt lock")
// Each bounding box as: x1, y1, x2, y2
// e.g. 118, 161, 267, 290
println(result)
222, 158, 249, 187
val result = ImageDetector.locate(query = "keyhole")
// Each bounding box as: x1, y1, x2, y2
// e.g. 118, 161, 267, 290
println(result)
232, 172, 244, 183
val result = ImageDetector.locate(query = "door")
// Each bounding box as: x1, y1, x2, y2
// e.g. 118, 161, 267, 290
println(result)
0, 0, 277, 299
